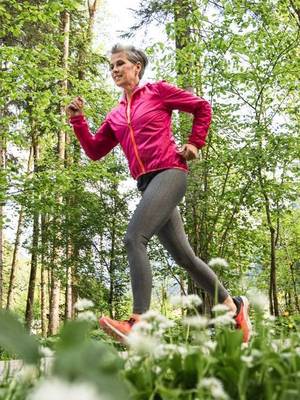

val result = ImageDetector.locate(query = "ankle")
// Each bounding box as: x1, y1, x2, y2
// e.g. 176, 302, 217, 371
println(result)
223, 296, 237, 315
131, 313, 142, 321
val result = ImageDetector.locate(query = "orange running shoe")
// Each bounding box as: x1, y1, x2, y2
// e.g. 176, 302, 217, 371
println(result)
233, 296, 252, 343
99, 316, 139, 342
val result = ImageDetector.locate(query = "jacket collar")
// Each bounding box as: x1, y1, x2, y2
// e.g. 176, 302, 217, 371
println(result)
119, 82, 147, 104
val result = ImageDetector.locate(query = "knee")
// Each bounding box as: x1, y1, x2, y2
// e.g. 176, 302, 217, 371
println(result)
124, 230, 148, 250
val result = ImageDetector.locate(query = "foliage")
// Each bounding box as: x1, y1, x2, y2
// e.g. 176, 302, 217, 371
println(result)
1, 297, 300, 399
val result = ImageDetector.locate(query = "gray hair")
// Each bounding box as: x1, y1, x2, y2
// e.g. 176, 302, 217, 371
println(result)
111, 44, 148, 79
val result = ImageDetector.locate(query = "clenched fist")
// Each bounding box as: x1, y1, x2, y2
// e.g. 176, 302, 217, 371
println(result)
66, 96, 84, 118
178, 143, 199, 161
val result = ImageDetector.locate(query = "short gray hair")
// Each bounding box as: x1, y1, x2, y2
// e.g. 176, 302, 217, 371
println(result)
111, 44, 148, 79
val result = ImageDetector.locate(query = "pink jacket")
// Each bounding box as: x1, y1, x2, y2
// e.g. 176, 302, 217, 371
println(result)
69, 80, 212, 180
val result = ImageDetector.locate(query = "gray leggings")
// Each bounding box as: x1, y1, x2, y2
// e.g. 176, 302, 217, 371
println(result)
124, 168, 229, 314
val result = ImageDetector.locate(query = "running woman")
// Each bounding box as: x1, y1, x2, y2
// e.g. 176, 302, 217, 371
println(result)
66, 44, 251, 343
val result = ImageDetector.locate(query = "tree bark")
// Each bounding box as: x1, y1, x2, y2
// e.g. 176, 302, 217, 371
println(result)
290, 262, 300, 313
7, 147, 33, 310
48, 265, 61, 335
25, 139, 40, 330
0, 133, 6, 309
258, 172, 279, 316
108, 184, 117, 318
64, 239, 73, 320
48, 10, 70, 335
40, 214, 49, 337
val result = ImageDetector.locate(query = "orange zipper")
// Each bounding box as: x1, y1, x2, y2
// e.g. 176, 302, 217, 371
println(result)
126, 97, 145, 174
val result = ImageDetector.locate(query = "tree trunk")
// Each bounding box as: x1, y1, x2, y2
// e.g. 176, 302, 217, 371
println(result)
290, 262, 300, 313
108, 185, 117, 318
40, 214, 49, 337
6, 208, 24, 310
64, 239, 73, 320
7, 147, 33, 310
0, 133, 6, 309
48, 265, 61, 335
259, 173, 279, 316
48, 10, 70, 335
25, 140, 40, 330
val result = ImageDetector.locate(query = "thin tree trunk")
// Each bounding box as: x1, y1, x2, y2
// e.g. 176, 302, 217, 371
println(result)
25, 139, 40, 330
6, 208, 24, 310
65, 239, 73, 320
66, 1, 102, 317
7, 147, 33, 310
0, 133, 6, 309
48, 10, 70, 335
108, 187, 117, 318
259, 176, 279, 316
40, 214, 49, 337
48, 266, 61, 335
290, 262, 300, 312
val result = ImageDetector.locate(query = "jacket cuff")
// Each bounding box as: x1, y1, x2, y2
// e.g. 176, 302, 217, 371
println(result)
188, 139, 206, 149
69, 114, 85, 124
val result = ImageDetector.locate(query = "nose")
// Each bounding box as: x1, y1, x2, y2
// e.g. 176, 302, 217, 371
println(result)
112, 65, 118, 74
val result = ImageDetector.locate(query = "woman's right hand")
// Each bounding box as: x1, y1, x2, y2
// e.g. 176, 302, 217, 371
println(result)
66, 96, 84, 118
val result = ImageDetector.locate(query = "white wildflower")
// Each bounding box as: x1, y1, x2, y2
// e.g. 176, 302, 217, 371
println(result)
170, 294, 202, 309
251, 349, 262, 359
74, 298, 94, 311
39, 346, 54, 358
282, 339, 292, 350
241, 355, 254, 367
141, 310, 173, 325
212, 304, 230, 313
16, 365, 38, 383
264, 314, 276, 322
152, 366, 162, 374
241, 343, 248, 350
183, 316, 209, 329
271, 340, 280, 352
208, 258, 228, 268
199, 377, 229, 399
154, 344, 187, 359
124, 355, 142, 370
77, 310, 97, 322
126, 330, 159, 354
133, 320, 152, 333
247, 290, 268, 311
140, 310, 175, 333
204, 340, 217, 352
27, 378, 106, 400
210, 312, 235, 326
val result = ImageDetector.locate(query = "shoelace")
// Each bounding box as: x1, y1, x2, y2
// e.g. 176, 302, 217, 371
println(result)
126, 317, 137, 326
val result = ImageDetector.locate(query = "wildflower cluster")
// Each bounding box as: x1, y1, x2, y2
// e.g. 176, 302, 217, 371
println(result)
74, 298, 97, 323
0, 292, 300, 400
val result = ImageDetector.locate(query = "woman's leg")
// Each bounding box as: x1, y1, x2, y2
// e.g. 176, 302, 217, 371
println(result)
124, 169, 187, 314
157, 207, 229, 304
156, 210, 252, 343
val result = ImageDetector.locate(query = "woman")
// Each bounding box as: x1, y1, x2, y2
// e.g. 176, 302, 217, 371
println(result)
66, 44, 251, 343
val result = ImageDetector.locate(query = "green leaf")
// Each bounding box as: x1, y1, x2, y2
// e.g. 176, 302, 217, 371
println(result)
0, 310, 40, 365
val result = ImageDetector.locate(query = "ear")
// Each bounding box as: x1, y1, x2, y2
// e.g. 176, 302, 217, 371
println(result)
135, 62, 142, 74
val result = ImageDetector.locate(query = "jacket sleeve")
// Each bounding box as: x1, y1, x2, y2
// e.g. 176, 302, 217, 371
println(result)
157, 80, 212, 149
69, 114, 118, 161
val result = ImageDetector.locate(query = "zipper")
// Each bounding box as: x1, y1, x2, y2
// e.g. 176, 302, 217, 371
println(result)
126, 97, 145, 174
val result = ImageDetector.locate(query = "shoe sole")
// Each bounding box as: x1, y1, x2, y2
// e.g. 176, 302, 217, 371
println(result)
240, 296, 252, 342
99, 318, 128, 343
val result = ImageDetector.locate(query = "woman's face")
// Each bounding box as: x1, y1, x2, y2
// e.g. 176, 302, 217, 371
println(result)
110, 51, 141, 88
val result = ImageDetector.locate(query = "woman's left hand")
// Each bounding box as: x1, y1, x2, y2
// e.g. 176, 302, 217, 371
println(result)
179, 144, 199, 161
